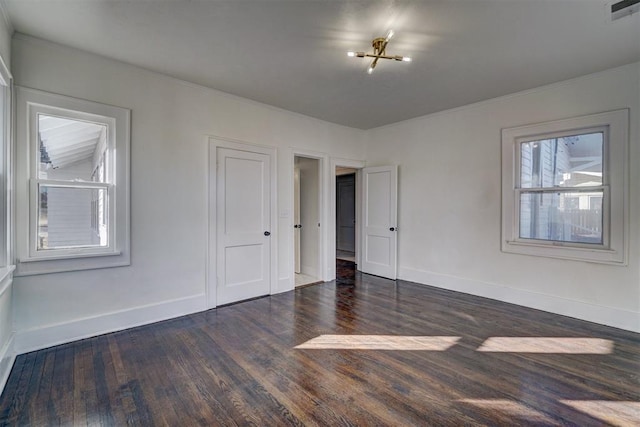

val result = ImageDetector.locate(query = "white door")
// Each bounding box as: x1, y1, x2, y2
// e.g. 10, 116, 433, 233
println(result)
217, 147, 271, 305
361, 165, 397, 279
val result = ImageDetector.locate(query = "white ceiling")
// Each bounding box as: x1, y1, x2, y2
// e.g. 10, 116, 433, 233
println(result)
4, 0, 639, 129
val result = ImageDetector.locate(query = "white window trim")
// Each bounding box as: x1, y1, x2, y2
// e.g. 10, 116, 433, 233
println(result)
501, 109, 628, 265
15, 87, 130, 275
0, 56, 11, 271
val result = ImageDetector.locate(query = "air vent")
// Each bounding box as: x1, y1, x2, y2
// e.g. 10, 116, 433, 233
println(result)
611, 0, 640, 20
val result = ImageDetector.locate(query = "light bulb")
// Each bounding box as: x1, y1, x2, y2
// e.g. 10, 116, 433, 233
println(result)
386, 30, 394, 41
347, 51, 356, 57
367, 66, 374, 74
402, 56, 412, 62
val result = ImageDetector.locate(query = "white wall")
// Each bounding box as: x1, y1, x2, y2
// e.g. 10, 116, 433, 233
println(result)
11, 34, 365, 352
298, 157, 320, 277
365, 62, 640, 332
0, 5, 10, 70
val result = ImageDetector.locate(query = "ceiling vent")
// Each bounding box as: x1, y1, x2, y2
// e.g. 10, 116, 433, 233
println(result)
611, 0, 640, 20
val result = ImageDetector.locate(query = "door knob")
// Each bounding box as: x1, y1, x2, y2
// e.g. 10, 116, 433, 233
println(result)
264, 231, 271, 236
390, 227, 396, 231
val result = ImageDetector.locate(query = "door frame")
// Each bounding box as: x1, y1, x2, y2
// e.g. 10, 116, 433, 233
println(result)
207, 136, 277, 309
329, 157, 366, 280
290, 149, 328, 286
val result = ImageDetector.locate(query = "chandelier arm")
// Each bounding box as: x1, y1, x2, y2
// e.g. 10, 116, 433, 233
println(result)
363, 54, 398, 60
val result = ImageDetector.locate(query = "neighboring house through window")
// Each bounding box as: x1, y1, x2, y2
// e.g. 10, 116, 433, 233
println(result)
15, 88, 130, 275
502, 109, 628, 264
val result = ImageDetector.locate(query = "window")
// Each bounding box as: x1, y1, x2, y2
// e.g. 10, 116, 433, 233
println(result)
16, 88, 130, 275
518, 131, 605, 245
502, 110, 628, 264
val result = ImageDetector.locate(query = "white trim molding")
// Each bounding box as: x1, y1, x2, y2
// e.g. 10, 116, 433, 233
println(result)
399, 266, 640, 333
0, 331, 15, 396
0, 268, 14, 397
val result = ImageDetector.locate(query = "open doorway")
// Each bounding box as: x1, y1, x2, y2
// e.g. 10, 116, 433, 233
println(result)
328, 159, 365, 281
336, 167, 358, 285
336, 168, 357, 263
294, 156, 322, 287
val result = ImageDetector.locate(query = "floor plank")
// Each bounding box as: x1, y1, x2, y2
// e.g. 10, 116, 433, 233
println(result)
0, 264, 638, 426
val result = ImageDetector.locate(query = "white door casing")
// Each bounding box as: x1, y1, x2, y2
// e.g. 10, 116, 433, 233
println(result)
361, 165, 397, 280
216, 146, 272, 305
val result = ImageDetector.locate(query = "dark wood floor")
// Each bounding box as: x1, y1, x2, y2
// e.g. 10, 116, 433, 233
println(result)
1, 262, 639, 426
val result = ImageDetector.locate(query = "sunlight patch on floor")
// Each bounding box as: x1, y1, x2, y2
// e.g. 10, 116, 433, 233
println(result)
476, 337, 613, 354
456, 399, 558, 424
295, 335, 461, 350
560, 400, 640, 426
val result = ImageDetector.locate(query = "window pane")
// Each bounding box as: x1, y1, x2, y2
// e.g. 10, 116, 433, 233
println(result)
520, 132, 603, 189
38, 186, 108, 250
519, 191, 603, 244
38, 114, 107, 182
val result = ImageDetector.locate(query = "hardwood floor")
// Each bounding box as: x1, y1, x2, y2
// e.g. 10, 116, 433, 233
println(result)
1, 264, 639, 426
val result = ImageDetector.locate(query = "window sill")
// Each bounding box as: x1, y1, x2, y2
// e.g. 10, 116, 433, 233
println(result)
15, 250, 129, 276
502, 240, 624, 265
20, 250, 121, 263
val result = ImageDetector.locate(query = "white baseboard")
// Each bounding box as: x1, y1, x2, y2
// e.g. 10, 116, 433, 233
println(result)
14, 294, 208, 354
399, 267, 640, 333
0, 332, 15, 397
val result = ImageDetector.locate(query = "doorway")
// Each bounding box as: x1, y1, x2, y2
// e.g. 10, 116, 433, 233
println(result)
336, 169, 356, 263
294, 156, 322, 287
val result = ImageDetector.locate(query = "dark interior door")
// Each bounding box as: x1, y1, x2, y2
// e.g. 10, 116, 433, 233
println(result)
336, 174, 356, 252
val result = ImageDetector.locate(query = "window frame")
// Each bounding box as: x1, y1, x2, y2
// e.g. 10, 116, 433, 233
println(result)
16, 87, 130, 275
30, 180, 113, 257
514, 126, 609, 248
501, 109, 628, 265
0, 56, 10, 276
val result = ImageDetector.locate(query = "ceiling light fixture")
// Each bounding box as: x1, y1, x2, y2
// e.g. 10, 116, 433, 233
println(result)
347, 30, 412, 74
